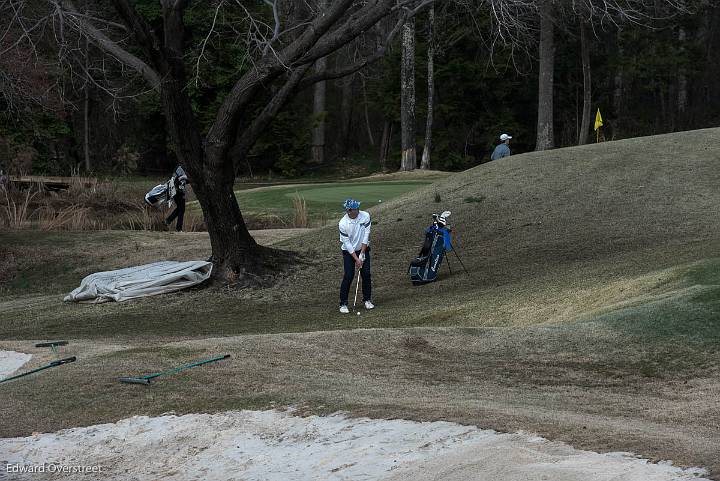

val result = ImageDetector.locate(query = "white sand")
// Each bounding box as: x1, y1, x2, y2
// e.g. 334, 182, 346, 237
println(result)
0, 410, 709, 481
0, 350, 32, 381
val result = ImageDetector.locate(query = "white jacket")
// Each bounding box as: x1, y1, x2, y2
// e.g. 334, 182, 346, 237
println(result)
339, 210, 371, 253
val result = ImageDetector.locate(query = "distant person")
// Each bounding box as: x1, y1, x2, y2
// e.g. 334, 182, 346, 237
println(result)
165, 165, 188, 232
490, 133, 512, 160
338, 198, 373, 313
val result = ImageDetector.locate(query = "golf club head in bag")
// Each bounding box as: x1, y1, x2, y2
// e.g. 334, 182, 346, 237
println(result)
432, 211, 451, 228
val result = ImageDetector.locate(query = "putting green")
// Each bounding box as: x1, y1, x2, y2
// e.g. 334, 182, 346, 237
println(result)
234, 181, 431, 217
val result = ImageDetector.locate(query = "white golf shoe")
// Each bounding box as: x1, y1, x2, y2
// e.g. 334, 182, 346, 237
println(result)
340, 305, 350, 314
364, 301, 375, 310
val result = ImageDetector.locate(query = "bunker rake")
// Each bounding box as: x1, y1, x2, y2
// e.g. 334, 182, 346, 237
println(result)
0, 357, 77, 384
118, 354, 231, 385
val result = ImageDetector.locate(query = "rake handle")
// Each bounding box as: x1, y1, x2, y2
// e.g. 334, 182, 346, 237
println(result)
142, 354, 231, 380
0, 357, 76, 384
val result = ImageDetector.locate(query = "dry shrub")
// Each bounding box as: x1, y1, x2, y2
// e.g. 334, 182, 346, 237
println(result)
0, 179, 209, 232
1, 186, 36, 228
37, 204, 96, 231
244, 213, 288, 230
292, 193, 308, 228
116, 205, 167, 231
182, 211, 206, 232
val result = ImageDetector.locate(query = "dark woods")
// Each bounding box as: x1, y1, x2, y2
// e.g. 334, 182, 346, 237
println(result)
0, 1, 713, 178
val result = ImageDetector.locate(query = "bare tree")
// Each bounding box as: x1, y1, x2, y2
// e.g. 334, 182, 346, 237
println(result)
578, 17, 592, 145
311, 54, 327, 165
420, 5, 434, 169
311, 0, 328, 165
5, 0, 433, 282
535, 0, 555, 151
400, 15, 416, 171
676, 25, 687, 124
337, 44, 356, 157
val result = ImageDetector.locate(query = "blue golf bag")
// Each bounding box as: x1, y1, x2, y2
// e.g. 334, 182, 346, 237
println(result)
409, 221, 453, 285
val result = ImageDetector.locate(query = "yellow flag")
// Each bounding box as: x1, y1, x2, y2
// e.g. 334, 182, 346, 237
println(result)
594, 108, 603, 131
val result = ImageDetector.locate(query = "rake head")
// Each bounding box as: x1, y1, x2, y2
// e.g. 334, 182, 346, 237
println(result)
118, 377, 152, 385
35, 341, 68, 348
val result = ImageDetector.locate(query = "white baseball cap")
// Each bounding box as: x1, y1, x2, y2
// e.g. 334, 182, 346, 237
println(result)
500, 133, 512, 141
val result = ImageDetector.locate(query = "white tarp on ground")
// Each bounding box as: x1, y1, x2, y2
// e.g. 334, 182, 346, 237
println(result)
63, 261, 212, 303
0, 351, 32, 380
0, 410, 710, 481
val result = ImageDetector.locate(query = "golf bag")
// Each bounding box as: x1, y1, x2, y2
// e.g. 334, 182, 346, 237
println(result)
409, 211, 453, 285
144, 182, 170, 207
144, 166, 187, 208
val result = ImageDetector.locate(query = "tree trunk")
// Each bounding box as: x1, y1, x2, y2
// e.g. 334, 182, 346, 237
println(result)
194, 154, 262, 280
83, 22, 91, 172
578, 19, 592, 146
697, 5, 720, 123
361, 76, 375, 147
160, 8, 264, 282
311, 55, 327, 164
677, 27, 687, 126
613, 34, 624, 134
400, 16, 416, 171
83, 81, 91, 172
339, 74, 354, 157
535, 1, 555, 151
379, 119, 391, 171
420, 5, 434, 170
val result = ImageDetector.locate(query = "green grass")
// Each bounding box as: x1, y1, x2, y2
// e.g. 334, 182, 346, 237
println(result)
230, 181, 433, 221
579, 258, 720, 345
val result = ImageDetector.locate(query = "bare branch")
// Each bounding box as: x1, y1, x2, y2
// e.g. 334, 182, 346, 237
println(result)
60, 0, 161, 90
297, 8, 411, 90
261, 0, 281, 55
234, 64, 312, 160
194, 0, 224, 86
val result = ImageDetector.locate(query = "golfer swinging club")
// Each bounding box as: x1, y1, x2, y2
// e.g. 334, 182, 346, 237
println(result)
339, 198, 374, 313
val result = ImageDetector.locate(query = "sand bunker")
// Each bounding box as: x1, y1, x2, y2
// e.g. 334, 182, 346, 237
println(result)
0, 410, 709, 480
0, 350, 31, 381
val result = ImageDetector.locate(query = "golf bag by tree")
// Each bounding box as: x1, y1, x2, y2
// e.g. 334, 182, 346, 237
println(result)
409, 211, 453, 285
144, 166, 188, 208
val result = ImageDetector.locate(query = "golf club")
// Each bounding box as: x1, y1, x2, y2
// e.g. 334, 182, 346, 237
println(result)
118, 354, 231, 385
352, 267, 362, 314
0, 357, 76, 384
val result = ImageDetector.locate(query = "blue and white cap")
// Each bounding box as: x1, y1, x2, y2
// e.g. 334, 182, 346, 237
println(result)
343, 198, 360, 210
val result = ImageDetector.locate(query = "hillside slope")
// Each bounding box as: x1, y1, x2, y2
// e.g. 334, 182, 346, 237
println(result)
269, 127, 720, 325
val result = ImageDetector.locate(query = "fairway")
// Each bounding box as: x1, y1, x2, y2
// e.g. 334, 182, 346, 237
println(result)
233, 181, 433, 220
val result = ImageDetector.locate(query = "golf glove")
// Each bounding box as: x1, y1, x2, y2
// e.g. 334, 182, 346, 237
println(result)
359, 252, 365, 262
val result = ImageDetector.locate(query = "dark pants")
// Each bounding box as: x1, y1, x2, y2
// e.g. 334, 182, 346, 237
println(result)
166, 194, 185, 231
340, 249, 372, 306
